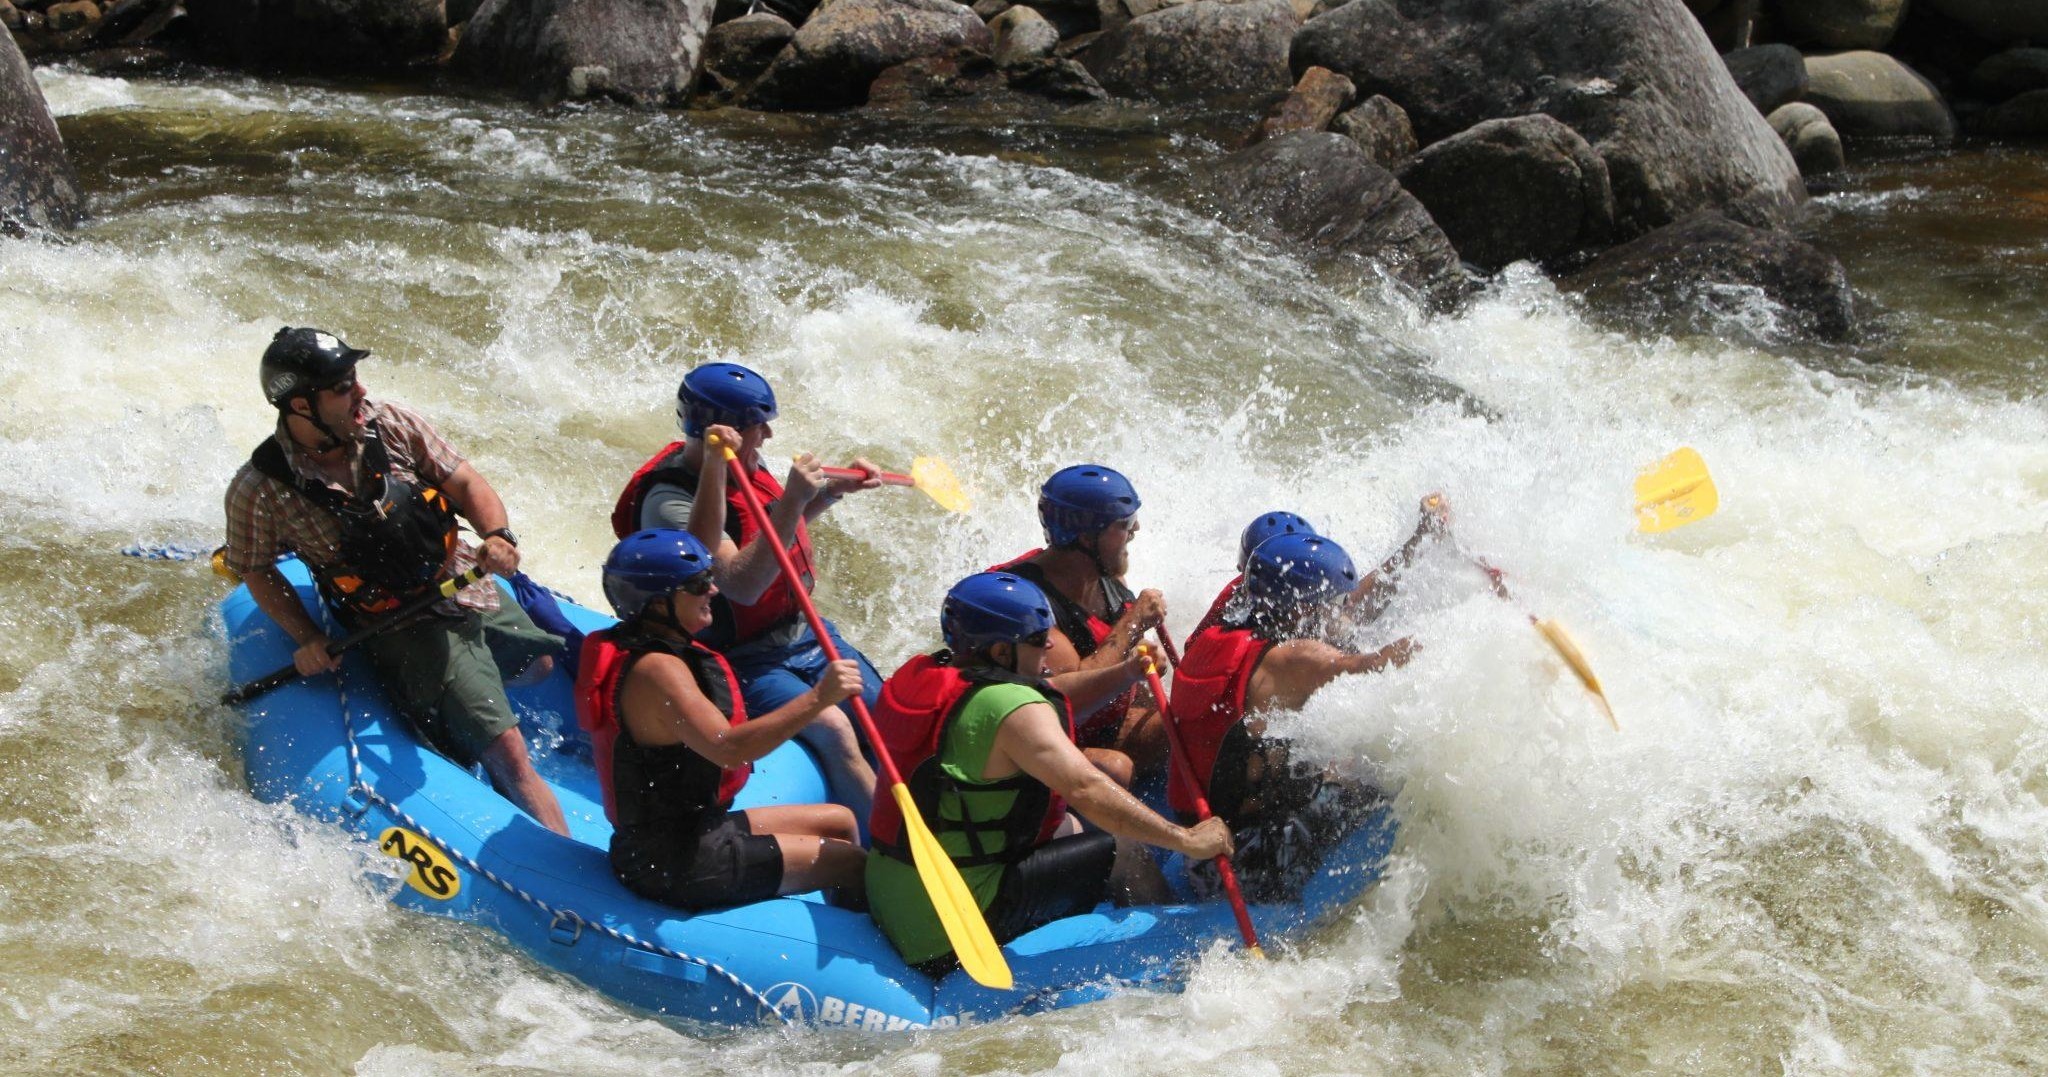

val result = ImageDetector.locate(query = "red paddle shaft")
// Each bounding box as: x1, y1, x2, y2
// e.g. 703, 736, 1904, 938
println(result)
820, 465, 914, 488
1141, 657, 1262, 954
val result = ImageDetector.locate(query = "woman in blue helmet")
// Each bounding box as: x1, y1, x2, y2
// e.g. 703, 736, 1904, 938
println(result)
576, 529, 868, 911
1168, 533, 1416, 901
610, 362, 882, 822
992, 464, 1172, 770
864, 572, 1233, 971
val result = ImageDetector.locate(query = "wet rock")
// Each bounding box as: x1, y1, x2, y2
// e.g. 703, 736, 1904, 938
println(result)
1922, 0, 2048, 46
456, 0, 715, 107
1775, 0, 1907, 50
92, 0, 174, 42
866, 51, 1004, 105
1251, 65, 1355, 143
182, 0, 447, 71
1971, 47, 2048, 99
1723, 43, 1807, 115
1203, 130, 1467, 306
1396, 113, 1614, 271
1016, 0, 1098, 37
743, 0, 991, 110
1085, 0, 1299, 103
0, 27, 83, 234
972, 0, 1011, 19
1292, 0, 1805, 242
1332, 93, 1415, 169
704, 12, 794, 90
43, 0, 96, 32
0, 1, 19, 29
1975, 87, 2048, 136
1003, 55, 1109, 101
990, 4, 1058, 68
1803, 50, 1955, 142
1562, 211, 1857, 343
1767, 102, 1845, 176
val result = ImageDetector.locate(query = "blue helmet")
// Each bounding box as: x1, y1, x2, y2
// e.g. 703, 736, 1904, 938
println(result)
603, 529, 714, 621
677, 362, 778, 438
1038, 464, 1141, 547
1243, 533, 1357, 607
942, 572, 1056, 655
1238, 510, 1317, 571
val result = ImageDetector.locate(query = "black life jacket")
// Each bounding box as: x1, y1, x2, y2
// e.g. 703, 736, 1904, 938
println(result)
577, 629, 752, 830
250, 422, 458, 619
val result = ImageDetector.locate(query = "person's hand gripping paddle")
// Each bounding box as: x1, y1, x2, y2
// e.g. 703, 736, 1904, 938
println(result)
710, 434, 1013, 990
818, 457, 971, 513
1139, 645, 1261, 956
222, 566, 489, 706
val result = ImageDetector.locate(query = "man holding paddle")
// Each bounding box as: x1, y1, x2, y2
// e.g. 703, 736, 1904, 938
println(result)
1170, 533, 1413, 901
221, 327, 569, 836
612, 362, 880, 819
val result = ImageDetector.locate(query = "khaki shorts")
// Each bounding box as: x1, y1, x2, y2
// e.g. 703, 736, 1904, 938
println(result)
360, 599, 562, 765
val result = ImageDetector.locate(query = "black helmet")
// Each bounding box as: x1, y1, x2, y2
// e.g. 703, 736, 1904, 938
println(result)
260, 327, 368, 408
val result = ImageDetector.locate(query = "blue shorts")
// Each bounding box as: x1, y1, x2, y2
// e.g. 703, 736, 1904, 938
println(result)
725, 619, 883, 726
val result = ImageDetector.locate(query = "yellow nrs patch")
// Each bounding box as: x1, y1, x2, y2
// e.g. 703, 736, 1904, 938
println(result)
378, 827, 462, 900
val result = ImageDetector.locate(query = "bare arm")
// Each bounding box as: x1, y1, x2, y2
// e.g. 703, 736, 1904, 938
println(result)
1346, 494, 1450, 624
1049, 644, 1145, 717
1247, 636, 1417, 713
1090, 588, 1166, 670
439, 461, 520, 576
620, 654, 861, 768
990, 703, 1231, 860
245, 564, 341, 675
706, 448, 818, 606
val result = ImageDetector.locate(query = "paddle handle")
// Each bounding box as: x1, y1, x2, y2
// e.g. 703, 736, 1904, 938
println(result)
1151, 626, 1181, 669
820, 465, 914, 488
1142, 653, 1262, 955
718, 445, 901, 786
222, 566, 489, 706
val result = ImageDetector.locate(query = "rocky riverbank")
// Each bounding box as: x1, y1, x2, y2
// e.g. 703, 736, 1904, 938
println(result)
6, 0, 2044, 341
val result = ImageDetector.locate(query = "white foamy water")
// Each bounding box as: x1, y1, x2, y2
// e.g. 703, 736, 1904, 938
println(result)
4, 66, 2047, 1073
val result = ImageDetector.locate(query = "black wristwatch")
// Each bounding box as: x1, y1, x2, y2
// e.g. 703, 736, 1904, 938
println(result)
483, 527, 518, 547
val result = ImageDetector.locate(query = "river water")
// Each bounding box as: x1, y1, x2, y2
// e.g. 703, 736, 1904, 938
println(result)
3, 67, 2046, 1074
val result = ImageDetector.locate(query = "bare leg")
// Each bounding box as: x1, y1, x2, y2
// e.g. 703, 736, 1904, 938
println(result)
1113, 702, 1168, 775
744, 804, 865, 894
479, 727, 570, 836
795, 705, 876, 821
505, 654, 554, 689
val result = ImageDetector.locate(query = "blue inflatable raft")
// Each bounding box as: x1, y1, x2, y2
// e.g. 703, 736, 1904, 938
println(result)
222, 560, 1397, 1030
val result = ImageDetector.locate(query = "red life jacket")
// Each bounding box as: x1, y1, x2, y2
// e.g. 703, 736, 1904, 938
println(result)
1186, 575, 1241, 651
1167, 622, 1272, 816
868, 652, 1073, 866
611, 441, 818, 646
991, 549, 1135, 742
577, 628, 752, 825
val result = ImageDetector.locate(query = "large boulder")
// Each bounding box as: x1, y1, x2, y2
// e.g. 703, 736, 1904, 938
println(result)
181, 0, 446, 71
1723, 43, 1808, 115
457, 0, 715, 107
990, 4, 1059, 68
1803, 51, 1956, 141
1291, 0, 1805, 242
1922, 0, 2048, 45
1203, 130, 1467, 306
1562, 211, 1858, 343
1, 27, 82, 235
1775, 0, 1908, 50
1396, 114, 1614, 271
1971, 47, 2048, 99
703, 11, 795, 91
1767, 102, 1845, 176
1333, 93, 1416, 169
1084, 0, 1299, 102
742, 0, 992, 110
1975, 88, 2048, 136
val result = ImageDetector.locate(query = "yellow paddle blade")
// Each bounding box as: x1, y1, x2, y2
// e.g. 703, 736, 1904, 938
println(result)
1635, 447, 1718, 533
893, 783, 1012, 990
910, 456, 971, 513
1534, 618, 1619, 731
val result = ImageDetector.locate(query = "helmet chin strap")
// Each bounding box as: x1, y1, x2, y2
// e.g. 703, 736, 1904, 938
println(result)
284, 401, 346, 455
641, 593, 693, 638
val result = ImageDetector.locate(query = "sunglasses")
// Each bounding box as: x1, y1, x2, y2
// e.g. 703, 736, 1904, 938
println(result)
1021, 629, 1051, 648
319, 371, 358, 396
676, 571, 715, 597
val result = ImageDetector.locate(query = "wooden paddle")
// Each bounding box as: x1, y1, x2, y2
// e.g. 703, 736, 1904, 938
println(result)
713, 436, 1013, 990
1140, 646, 1262, 956
820, 456, 970, 513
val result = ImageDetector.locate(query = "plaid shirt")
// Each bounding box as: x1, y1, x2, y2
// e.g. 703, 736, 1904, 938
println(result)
222, 399, 499, 611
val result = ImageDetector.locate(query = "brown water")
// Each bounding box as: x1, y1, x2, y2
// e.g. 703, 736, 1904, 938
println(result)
3, 66, 2047, 1074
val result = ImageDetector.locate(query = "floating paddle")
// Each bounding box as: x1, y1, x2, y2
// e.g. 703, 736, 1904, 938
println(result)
222, 566, 489, 706
1140, 646, 1262, 957
1635, 447, 1717, 533
714, 436, 1012, 990
820, 456, 970, 513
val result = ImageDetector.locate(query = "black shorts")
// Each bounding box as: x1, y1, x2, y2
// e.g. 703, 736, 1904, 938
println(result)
610, 810, 784, 911
988, 830, 1118, 943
